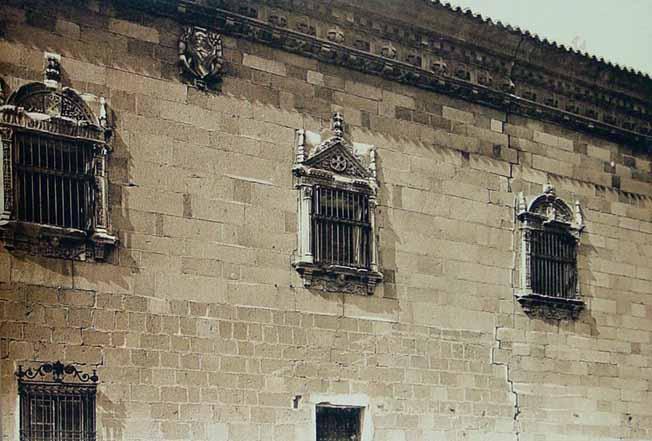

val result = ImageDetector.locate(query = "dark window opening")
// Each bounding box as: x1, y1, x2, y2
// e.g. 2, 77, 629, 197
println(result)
316, 405, 362, 441
530, 228, 577, 298
311, 186, 371, 269
19, 382, 96, 441
14, 132, 93, 230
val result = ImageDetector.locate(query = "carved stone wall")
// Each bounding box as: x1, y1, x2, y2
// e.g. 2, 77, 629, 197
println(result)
0, 1, 651, 441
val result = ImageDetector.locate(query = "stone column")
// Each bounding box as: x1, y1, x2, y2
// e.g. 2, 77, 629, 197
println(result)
92, 144, 110, 236
296, 184, 313, 264
369, 194, 379, 273
521, 224, 533, 294
0, 127, 13, 223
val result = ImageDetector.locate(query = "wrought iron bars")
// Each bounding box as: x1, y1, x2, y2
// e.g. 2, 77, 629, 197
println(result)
14, 132, 93, 230
16, 362, 98, 441
529, 229, 578, 298
19, 382, 97, 441
311, 186, 371, 269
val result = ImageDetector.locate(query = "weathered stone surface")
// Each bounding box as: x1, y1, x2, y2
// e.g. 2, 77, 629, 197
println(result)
0, 1, 650, 441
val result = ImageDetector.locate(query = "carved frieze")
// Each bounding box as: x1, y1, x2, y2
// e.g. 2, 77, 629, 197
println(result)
178, 26, 225, 89
152, 0, 652, 147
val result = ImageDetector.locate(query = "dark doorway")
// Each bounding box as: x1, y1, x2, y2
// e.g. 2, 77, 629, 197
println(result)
316, 405, 362, 441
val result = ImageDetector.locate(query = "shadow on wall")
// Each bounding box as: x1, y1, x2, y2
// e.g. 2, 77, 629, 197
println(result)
578, 230, 601, 338
374, 150, 401, 304
97, 390, 127, 441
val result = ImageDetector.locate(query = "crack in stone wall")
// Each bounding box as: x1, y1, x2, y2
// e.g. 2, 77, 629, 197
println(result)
492, 326, 521, 441
492, 110, 521, 441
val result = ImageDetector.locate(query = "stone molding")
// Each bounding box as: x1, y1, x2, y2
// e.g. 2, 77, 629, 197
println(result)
123, 0, 652, 149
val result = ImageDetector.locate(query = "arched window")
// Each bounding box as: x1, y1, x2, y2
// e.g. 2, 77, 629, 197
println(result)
0, 53, 116, 260
516, 185, 584, 319
293, 113, 382, 295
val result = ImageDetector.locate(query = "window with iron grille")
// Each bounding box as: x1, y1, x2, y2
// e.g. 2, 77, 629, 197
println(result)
0, 70, 116, 260
311, 186, 371, 270
293, 113, 382, 295
19, 383, 96, 441
14, 132, 94, 231
516, 185, 585, 319
529, 228, 577, 299
16, 362, 98, 441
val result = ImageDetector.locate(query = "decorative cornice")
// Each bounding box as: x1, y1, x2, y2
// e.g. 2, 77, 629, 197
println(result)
119, 0, 652, 150
423, 0, 651, 81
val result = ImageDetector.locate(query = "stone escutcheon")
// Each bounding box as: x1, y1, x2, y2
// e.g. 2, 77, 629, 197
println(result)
178, 26, 225, 89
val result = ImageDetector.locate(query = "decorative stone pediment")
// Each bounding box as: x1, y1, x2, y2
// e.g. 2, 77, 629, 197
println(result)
1, 79, 109, 143
293, 113, 377, 189
304, 140, 372, 179
518, 184, 583, 233
6, 82, 99, 125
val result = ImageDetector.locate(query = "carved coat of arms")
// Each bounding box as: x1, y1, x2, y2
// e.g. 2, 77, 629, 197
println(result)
178, 26, 225, 89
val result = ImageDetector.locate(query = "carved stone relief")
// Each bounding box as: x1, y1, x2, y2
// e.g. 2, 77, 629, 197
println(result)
178, 26, 225, 89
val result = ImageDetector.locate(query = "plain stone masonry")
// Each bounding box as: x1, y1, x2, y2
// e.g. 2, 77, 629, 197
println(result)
0, 1, 651, 441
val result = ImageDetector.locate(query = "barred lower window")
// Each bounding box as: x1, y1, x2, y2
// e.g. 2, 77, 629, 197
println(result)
15, 132, 93, 230
19, 383, 96, 441
312, 186, 371, 269
529, 229, 577, 298
16, 362, 98, 441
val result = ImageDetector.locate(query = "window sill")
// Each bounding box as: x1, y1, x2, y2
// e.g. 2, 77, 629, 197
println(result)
516, 292, 584, 320
294, 261, 382, 295
0, 221, 117, 261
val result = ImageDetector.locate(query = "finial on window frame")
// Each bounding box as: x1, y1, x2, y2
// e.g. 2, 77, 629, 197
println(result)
332, 112, 345, 138
44, 52, 62, 89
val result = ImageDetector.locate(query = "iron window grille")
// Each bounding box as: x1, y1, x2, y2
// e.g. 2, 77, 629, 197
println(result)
0, 56, 116, 260
529, 228, 577, 299
293, 113, 382, 295
516, 185, 584, 319
14, 132, 94, 231
16, 362, 98, 441
312, 186, 372, 270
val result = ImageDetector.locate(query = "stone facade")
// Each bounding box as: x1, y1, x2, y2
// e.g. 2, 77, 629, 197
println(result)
0, 0, 651, 440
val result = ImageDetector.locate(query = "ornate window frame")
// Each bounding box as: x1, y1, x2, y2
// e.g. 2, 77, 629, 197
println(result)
516, 185, 585, 320
292, 113, 382, 295
0, 53, 116, 260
